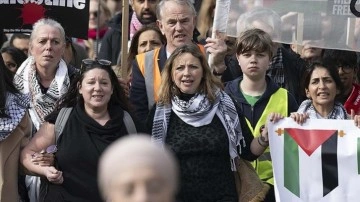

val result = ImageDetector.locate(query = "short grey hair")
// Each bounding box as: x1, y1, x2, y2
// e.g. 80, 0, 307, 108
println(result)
30, 18, 66, 43
156, 0, 196, 20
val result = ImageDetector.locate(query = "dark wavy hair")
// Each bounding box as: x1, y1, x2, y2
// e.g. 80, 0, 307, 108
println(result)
322, 49, 358, 69
0, 54, 21, 118
302, 62, 344, 101
55, 61, 129, 112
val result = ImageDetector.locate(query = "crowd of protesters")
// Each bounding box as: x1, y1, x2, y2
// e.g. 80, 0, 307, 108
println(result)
2, 0, 360, 201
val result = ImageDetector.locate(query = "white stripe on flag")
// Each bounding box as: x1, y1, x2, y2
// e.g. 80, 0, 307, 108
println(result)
298, 147, 323, 201
269, 118, 360, 202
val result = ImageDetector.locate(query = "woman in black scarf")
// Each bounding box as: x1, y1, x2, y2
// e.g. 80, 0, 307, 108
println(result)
20, 58, 138, 202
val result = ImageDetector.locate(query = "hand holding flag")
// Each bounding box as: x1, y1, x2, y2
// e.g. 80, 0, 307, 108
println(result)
269, 118, 360, 202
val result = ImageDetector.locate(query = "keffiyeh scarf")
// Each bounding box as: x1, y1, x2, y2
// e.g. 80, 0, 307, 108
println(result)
0, 93, 30, 141
13, 56, 70, 130
130, 12, 142, 40
297, 99, 348, 119
152, 90, 245, 171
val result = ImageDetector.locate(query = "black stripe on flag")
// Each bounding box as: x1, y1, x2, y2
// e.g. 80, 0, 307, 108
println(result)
321, 132, 338, 196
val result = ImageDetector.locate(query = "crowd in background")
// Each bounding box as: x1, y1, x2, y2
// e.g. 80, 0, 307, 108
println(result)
1, 0, 360, 202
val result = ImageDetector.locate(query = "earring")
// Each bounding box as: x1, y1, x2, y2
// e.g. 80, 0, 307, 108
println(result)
171, 84, 179, 94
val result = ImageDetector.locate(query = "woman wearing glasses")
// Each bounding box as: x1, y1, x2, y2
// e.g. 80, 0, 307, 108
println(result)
21, 58, 137, 201
323, 49, 360, 115
146, 44, 269, 202
83, 0, 111, 59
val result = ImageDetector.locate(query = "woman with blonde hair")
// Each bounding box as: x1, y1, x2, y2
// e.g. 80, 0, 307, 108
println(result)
147, 43, 269, 202
84, 0, 111, 59
13, 18, 78, 202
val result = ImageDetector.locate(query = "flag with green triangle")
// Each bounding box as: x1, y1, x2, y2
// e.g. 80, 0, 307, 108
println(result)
268, 118, 360, 202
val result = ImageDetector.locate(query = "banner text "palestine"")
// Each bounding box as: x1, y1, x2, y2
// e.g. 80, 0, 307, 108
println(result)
0, 0, 86, 9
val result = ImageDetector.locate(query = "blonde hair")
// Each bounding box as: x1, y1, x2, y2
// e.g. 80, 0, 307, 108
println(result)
30, 18, 65, 44
90, 0, 111, 24
196, 0, 215, 40
98, 0, 111, 20
157, 43, 223, 104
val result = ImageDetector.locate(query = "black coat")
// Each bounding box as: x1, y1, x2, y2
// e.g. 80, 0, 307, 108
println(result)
98, 10, 133, 64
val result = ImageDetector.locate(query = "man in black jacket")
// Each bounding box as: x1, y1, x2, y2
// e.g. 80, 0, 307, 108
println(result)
98, 0, 158, 64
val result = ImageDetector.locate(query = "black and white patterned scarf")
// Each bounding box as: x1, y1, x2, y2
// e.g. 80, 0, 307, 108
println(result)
13, 56, 70, 130
151, 90, 245, 171
268, 48, 284, 87
297, 99, 348, 119
0, 93, 30, 141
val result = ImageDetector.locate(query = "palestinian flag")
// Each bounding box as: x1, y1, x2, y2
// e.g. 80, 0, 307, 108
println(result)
284, 128, 338, 197
269, 118, 360, 202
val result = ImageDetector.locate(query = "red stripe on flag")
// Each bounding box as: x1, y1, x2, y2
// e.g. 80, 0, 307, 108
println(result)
286, 128, 337, 156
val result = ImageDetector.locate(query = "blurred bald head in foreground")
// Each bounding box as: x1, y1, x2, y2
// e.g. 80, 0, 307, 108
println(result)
98, 135, 178, 202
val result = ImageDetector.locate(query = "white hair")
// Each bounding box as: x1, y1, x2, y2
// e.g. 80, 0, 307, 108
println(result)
30, 18, 66, 43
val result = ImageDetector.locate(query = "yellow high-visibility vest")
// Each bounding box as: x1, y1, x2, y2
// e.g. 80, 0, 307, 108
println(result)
245, 88, 288, 185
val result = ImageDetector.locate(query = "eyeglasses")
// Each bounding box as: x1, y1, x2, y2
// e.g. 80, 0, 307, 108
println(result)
46, 145, 58, 154
337, 65, 354, 74
81, 58, 112, 73
31, 145, 57, 158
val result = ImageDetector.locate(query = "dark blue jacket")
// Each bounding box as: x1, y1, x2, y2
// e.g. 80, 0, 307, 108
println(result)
224, 76, 298, 129
223, 46, 307, 104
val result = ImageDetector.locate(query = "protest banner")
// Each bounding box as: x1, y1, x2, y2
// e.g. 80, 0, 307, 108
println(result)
208, 0, 231, 66
0, 0, 89, 39
268, 118, 360, 202
215, 0, 360, 52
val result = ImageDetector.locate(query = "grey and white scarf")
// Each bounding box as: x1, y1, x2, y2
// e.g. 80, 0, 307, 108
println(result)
297, 99, 348, 119
0, 93, 30, 141
151, 90, 245, 171
13, 56, 70, 130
